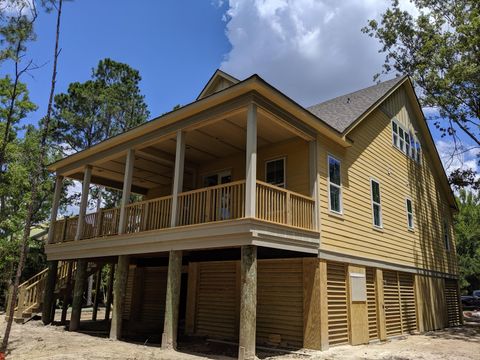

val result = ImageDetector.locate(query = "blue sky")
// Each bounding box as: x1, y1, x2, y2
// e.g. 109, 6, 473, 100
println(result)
3, 0, 478, 177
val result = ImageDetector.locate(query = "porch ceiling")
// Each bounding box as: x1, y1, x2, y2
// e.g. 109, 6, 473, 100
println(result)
68, 108, 302, 194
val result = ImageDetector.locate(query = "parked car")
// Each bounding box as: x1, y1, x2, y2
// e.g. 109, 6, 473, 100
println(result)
461, 290, 480, 310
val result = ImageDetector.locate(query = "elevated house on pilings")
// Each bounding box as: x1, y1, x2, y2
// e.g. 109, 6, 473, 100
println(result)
7, 70, 462, 359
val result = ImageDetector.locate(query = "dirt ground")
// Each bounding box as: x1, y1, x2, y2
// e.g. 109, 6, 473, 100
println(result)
0, 310, 479, 360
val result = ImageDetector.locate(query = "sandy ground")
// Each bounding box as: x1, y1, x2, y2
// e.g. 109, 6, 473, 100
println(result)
0, 310, 479, 360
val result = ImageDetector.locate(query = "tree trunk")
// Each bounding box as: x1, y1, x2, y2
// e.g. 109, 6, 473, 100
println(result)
1, 0, 63, 353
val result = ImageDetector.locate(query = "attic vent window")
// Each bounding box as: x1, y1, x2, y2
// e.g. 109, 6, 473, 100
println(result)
391, 119, 421, 163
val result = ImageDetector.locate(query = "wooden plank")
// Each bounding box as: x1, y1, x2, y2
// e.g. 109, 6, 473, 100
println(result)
348, 265, 368, 345
185, 263, 198, 335
302, 258, 321, 349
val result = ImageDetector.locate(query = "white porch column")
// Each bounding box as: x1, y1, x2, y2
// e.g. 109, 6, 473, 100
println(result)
309, 139, 320, 231
245, 103, 257, 218
110, 148, 135, 340
162, 130, 186, 350
47, 175, 64, 244
75, 165, 92, 241
118, 148, 135, 234
170, 130, 186, 227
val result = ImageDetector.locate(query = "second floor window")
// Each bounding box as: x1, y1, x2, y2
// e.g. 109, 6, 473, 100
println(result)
266, 158, 285, 188
370, 179, 382, 228
406, 198, 414, 230
328, 155, 342, 214
392, 119, 421, 163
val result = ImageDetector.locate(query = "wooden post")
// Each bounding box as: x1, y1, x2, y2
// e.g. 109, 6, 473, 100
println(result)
185, 262, 198, 335
110, 256, 129, 340
309, 139, 320, 231
15, 286, 27, 321
42, 175, 64, 325
47, 175, 64, 244
61, 261, 73, 324
118, 149, 135, 234
245, 103, 257, 218
375, 268, 387, 341
109, 148, 135, 339
95, 210, 103, 237
92, 266, 103, 321
42, 260, 59, 325
319, 259, 329, 350
75, 166, 92, 241
69, 259, 88, 331
105, 263, 115, 321
303, 258, 321, 349
238, 245, 257, 360
162, 250, 183, 349
170, 131, 186, 228
61, 217, 68, 241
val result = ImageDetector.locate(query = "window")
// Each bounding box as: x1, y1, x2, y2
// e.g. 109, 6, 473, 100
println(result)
328, 155, 342, 213
391, 120, 421, 163
370, 179, 382, 228
444, 221, 450, 251
406, 198, 414, 230
265, 158, 285, 188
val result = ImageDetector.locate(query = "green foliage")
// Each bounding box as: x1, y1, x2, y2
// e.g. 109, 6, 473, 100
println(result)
363, 0, 480, 186
53, 58, 149, 153
454, 189, 480, 292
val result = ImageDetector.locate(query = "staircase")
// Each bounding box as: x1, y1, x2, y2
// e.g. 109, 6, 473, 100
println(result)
5, 261, 98, 323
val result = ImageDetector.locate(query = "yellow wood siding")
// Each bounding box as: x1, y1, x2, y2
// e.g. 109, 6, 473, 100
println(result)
318, 85, 456, 274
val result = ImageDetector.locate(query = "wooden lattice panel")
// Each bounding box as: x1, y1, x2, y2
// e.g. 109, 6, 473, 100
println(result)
399, 272, 417, 333
195, 261, 238, 340
445, 279, 461, 326
257, 259, 304, 348
137, 267, 168, 332
327, 262, 349, 346
122, 265, 136, 320
383, 270, 402, 337
366, 268, 378, 340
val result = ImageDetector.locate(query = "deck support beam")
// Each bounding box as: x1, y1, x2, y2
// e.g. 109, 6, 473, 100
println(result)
309, 139, 320, 231
238, 245, 257, 360
161, 250, 182, 349
69, 259, 88, 331
92, 265, 103, 321
60, 261, 73, 324
69, 166, 91, 331
245, 103, 257, 218
161, 130, 185, 349
105, 263, 115, 320
42, 175, 64, 325
110, 148, 135, 340
109, 256, 129, 340
319, 259, 329, 350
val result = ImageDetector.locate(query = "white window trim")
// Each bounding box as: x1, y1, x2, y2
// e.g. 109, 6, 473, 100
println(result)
265, 156, 286, 188
444, 220, 451, 251
405, 197, 414, 230
327, 154, 343, 215
391, 119, 422, 163
370, 178, 383, 229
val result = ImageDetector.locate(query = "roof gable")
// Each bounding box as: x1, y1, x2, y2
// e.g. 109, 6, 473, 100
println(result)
197, 69, 240, 100
307, 76, 407, 133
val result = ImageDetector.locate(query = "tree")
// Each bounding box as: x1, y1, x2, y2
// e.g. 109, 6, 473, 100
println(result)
53, 58, 149, 153
454, 189, 480, 292
363, 0, 480, 187
1, 0, 64, 352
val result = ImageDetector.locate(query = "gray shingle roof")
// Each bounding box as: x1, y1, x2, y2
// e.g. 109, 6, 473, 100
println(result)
307, 75, 407, 133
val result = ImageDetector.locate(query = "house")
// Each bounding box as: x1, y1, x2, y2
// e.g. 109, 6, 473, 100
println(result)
9, 70, 461, 359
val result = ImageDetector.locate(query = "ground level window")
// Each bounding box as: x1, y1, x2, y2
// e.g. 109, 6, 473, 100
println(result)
370, 179, 382, 228
265, 158, 285, 188
328, 155, 342, 213
406, 198, 414, 230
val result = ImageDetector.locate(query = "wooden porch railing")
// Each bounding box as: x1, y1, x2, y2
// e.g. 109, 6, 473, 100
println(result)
256, 180, 315, 229
50, 180, 316, 244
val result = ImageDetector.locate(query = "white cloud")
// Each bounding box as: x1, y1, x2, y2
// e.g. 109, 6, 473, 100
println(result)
219, 0, 416, 106
436, 139, 479, 177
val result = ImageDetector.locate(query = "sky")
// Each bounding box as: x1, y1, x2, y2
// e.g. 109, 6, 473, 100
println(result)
2, 0, 478, 183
